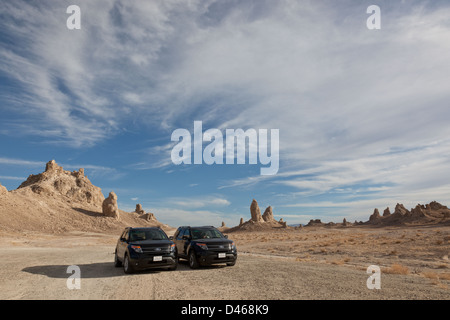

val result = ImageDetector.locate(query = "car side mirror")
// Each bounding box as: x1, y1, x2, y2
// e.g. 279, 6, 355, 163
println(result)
224, 235, 228, 239
169, 236, 174, 240
182, 235, 191, 240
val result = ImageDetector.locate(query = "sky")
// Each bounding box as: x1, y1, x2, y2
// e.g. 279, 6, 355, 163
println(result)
1, 0, 450, 227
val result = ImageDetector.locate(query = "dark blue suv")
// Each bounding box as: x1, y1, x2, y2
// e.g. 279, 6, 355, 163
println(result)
114, 227, 177, 273
171, 226, 237, 268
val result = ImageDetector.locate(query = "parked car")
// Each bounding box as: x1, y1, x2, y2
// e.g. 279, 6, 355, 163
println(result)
114, 227, 177, 273
171, 226, 237, 268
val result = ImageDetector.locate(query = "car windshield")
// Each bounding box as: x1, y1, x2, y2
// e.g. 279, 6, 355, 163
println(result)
191, 228, 224, 240
129, 229, 168, 241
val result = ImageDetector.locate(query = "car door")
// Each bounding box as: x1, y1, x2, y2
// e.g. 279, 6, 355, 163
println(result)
174, 227, 185, 258
117, 228, 129, 259
181, 227, 191, 257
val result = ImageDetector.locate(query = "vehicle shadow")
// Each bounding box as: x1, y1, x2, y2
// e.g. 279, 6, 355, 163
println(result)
23, 259, 229, 278
23, 262, 127, 278
22, 262, 180, 278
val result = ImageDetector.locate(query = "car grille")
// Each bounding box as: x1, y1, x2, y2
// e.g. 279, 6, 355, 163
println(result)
141, 246, 170, 254
207, 243, 231, 251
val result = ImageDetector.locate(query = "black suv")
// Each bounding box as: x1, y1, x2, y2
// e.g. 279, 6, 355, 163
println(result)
171, 226, 237, 268
114, 227, 177, 273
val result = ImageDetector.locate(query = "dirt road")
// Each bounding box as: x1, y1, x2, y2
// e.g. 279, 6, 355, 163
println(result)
0, 232, 447, 300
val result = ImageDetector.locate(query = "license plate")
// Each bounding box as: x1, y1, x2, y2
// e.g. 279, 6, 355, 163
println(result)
153, 256, 163, 261
218, 253, 226, 258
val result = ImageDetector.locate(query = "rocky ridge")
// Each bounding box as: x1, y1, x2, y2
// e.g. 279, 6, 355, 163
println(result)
368, 201, 450, 226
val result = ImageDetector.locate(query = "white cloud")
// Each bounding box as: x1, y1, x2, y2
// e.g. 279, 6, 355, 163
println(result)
2, 1, 450, 221
0, 157, 45, 167
0, 176, 26, 181
168, 196, 231, 209
3, 0, 450, 151
152, 207, 230, 227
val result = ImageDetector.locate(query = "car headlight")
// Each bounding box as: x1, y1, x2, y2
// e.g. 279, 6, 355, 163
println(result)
131, 245, 143, 253
169, 243, 176, 252
230, 242, 236, 250
196, 243, 208, 250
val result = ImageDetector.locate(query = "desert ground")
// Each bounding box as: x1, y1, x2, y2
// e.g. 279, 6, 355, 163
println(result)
0, 225, 448, 300
0, 161, 448, 300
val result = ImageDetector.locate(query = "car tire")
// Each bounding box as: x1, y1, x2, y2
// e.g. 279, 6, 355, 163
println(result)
226, 260, 236, 267
114, 250, 122, 267
123, 254, 134, 274
188, 250, 199, 269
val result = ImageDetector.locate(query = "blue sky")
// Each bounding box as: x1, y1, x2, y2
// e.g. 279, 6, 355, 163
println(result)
1, 0, 450, 227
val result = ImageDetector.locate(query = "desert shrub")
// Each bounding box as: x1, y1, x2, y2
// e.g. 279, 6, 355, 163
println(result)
384, 264, 409, 275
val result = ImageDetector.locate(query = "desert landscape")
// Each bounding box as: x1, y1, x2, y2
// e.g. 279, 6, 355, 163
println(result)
0, 161, 449, 300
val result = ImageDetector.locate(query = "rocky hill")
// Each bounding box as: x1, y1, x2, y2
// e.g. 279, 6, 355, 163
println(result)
17, 160, 105, 207
0, 160, 171, 234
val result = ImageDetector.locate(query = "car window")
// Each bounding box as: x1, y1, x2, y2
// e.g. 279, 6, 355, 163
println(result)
191, 228, 223, 240
129, 229, 168, 241
175, 228, 183, 240
182, 228, 190, 238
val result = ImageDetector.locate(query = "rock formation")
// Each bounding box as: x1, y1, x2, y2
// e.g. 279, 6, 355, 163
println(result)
102, 191, 119, 220
250, 199, 263, 222
142, 212, 155, 221
306, 219, 323, 226
0, 182, 7, 195
228, 199, 287, 231
428, 201, 448, 211
262, 206, 275, 222
45, 159, 63, 173
411, 205, 426, 219
17, 160, 104, 206
134, 203, 156, 220
393, 203, 410, 217
369, 208, 381, 223
135, 204, 145, 215
383, 207, 391, 217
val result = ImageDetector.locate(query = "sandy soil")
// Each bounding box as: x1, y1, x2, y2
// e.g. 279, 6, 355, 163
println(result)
0, 226, 448, 300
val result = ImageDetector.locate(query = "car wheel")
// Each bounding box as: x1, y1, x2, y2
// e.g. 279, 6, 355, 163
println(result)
226, 260, 236, 267
188, 250, 199, 269
114, 250, 122, 267
123, 254, 134, 274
